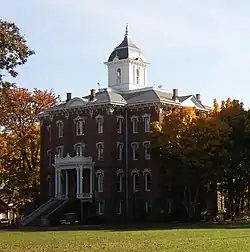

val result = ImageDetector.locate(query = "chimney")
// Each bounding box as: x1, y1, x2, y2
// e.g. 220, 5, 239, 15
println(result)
172, 89, 179, 101
66, 92, 71, 102
89, 89, 96, 101
196, 93, 201, 101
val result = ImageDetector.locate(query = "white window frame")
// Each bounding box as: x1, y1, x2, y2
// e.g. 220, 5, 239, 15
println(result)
56, 146, 64, 158
96, 200, 105, 215
131, 142, 139, 160
131, 169, 139, 192
143, 169, 151, 192
56, 120, 63, 138
75, 120, 84, 136
142, 114, 150, 132
117, 142, 124, 160
116, 115, 124, 134
145, 201, 152, 214
143, 141, 151, 160
74, 142, 85, 156
117, 68, 121, 85
96, 169, 104, 192
116, 169, 124, 192
96, 142, 104, 161
117, 201, 122, 215
95, 115, 104, 134
130, 115, 139, 134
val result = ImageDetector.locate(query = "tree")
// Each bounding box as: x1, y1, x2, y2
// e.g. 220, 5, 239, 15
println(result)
0, 19, 34, 87
152, 106, 231, 220
0, 87, 57, 208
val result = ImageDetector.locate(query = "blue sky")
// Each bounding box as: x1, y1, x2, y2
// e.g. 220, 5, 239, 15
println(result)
2, 0, 250, 107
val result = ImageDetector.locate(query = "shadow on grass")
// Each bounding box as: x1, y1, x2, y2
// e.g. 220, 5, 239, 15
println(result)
2, 221, 250, 232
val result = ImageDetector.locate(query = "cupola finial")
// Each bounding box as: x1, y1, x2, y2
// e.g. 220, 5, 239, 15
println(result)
125, 23, 128, 36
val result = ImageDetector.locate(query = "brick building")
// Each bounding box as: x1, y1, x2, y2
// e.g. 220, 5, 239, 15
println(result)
22, 26, 211, 226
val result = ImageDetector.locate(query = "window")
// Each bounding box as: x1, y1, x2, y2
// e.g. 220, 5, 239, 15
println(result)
56, 120, 63, 138
131, 116, 138, 134
96, 170, 104, 192
131, 142, 139, 160
143, 169, 151, 192
136, 68, 140, 85
145, 201, 152, 214
75, 120, 84, 136
143, 141, 151, 160
116, 116, 123, 134
143, 114, 150, 132
117, 201, 123, 215
116, 169, 124, 192
56, 146, 64, 158
96, 200, 105, 215
47, 125, 52, 143
96, 115, 104, 134
74, 143, 85, 156
47, 150, 52, 167
131, 169, 139, 192
117, 68, 121, 85
96, 142, 104, 161
117, 142, 124, 160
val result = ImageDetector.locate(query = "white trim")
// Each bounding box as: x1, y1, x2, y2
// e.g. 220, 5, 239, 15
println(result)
143, 169, 151, 192
74, 142, 85, 156
145, 201, 152, 214
73, 115, 85, 123
116, 169, 124, 176
117, 142, 124, 160
143, 141, 151, 160
96, 200, 105, 215
142, 114, 150, 132
131, 169, 139, 192
116, 115, 124, 134
96, 142, 104, 161
117, 170, 124, 192
95, 115, 104, 134
56, 145, 64, 158
56, 120, 64, 138
131, 142, 139, 160
75, 119, 85, 136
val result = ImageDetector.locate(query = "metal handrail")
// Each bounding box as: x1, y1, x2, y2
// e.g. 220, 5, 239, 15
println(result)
21, 198, 55, 225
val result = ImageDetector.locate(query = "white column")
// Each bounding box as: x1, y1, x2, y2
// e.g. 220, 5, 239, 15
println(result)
76, 167, 80, 198
58, 169, 61, 199
55, 169, 58, 198
79, 167, 83, 198
65, 170, 68, 199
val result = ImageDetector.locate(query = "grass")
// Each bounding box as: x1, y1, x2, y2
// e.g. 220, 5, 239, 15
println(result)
0, 225, 250, 252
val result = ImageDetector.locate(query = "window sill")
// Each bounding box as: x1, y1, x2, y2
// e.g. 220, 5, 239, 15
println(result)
76, 134, 84, 136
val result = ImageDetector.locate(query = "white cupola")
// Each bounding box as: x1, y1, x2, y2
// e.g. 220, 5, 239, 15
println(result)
104, 24, 148, 92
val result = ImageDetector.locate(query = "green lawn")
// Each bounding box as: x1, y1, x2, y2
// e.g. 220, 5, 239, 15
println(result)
0, 226, 250, 252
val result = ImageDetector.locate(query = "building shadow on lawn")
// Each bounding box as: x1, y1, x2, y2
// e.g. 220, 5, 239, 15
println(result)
3, 221, 250, 232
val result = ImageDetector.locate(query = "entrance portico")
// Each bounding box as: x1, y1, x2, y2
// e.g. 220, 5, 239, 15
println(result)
53, 154, 94, 201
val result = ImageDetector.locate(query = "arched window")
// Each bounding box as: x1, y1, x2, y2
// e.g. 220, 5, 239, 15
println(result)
117, 68, 121, 85
136, 69, 140, 84
96, 170, 104, 192
74, 143, 85, 156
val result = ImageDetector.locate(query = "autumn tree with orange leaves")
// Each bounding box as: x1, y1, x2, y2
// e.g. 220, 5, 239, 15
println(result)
152, 106, 231, 220
0, 87, 57, 207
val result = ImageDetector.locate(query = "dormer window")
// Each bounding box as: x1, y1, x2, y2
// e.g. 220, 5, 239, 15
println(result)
131, 115, 138, 134
74, 116, 85, 136
143, 141, 151, 160
136, 69, 140, 85
142, 114, 150, 132
74, 143, 85, 156
56, 146, 64, 158
117, 68, 121, 85
116, 115, 123, 134
95, 115, 104, 134
56, 120, 63, 138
